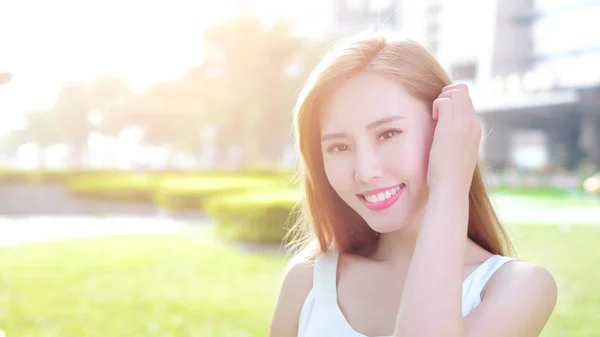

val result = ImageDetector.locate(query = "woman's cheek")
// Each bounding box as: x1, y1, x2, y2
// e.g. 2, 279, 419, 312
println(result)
324, 155, 352, 188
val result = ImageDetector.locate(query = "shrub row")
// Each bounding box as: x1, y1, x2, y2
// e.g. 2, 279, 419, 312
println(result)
20, 168, 301, 243
67, 171, 301, 243
67, 172, 160, 202
66, 171, 295, 203
153, 176, 287, 210
0, 168, 123, 184
206, 189, 302, 244
0, 167, 295, 185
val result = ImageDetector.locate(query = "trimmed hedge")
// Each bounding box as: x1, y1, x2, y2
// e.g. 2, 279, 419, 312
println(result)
0, 169, 75, 184
2, 169, 298, 218
65, 171, 296, 209
0, 168, 133, 185
153, 176, 288, 210
67, 173, 160, 202
206, 189, 301, 243
0, 169, 33, 184
0, 168, 295, 185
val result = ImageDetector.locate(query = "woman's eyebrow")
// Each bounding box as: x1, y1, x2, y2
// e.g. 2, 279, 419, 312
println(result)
366, 115, 405, 130
321, 115, 405, 142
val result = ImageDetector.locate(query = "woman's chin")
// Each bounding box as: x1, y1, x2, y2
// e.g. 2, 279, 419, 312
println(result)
366, 219, 410, 234
357, 205, 413, 234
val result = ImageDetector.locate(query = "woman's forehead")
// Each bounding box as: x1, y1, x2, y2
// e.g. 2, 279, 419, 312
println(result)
319, 73, 427, 130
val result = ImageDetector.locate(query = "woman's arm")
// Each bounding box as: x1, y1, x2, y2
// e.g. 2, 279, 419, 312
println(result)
269, 259, 313, 337
393, 186, 557, 337
392, 83, 478, 337
392, 83, 556, 337
392, 184, 470, 337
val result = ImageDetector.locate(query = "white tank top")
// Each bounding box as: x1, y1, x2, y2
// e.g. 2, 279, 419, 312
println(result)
298, 251, 514, 337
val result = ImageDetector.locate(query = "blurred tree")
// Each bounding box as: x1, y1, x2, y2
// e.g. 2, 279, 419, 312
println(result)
0, 72, 12, 85
86, 76, 133, 135
17, 110, 61, 167
50, 76, 132, 165
22, 110, 61, 146
198, 15, 318, 164
20, 17, 335, 168
50, 81, 90, 165
126, 78, 204, 153
83, 17, 334, 167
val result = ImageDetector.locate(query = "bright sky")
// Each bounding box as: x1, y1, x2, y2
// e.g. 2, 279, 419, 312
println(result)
0, 0, 254, 134
0, 0, 396, 136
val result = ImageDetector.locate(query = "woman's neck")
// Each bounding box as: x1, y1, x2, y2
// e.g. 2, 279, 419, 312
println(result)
368, 215, 423, 264
369, 221, 489, 269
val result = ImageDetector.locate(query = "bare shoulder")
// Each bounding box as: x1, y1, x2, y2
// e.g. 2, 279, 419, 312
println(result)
268, 255, 315, 337
282, 255, 315, 297
485, 259, 557, 304
466, 259, 558, 337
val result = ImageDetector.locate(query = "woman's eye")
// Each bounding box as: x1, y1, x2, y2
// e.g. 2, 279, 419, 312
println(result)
378, 129, 401, 141
327, 144, 350, 153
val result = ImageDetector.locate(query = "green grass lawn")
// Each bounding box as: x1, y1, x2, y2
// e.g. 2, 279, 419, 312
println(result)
0, 224, 598, 337
508, 224, 600, 337
491, 192, 600, 208
0, 228, 287, 337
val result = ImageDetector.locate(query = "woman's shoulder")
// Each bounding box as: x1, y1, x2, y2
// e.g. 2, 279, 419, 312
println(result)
277, 249, 339, 305
480, 259, 557, 323
269, 252, 323, 336
282, 253, 315, 290
484, 259, 556, 298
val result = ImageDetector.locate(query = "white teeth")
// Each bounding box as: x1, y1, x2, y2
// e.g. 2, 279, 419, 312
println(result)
363, 185, 403, 204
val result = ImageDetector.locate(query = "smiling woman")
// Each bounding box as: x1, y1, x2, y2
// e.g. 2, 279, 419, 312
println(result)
318, 72, 436, 235
269, 33, 557, 337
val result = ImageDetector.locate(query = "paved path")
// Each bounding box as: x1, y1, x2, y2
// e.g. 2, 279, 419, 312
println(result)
0, 215, 210, 247
491, 195, 600, 226
0, 195, 597, 247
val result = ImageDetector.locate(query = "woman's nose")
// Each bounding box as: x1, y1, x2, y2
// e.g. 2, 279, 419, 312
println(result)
353, 146, 384, 185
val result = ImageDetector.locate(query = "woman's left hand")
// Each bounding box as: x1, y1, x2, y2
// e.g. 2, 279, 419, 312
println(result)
427, 83, 481, 195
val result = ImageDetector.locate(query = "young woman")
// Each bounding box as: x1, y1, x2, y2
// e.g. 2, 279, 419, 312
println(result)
269, 34, 557, 337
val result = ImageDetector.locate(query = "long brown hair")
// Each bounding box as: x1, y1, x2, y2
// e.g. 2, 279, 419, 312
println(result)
285, 34, 515, 260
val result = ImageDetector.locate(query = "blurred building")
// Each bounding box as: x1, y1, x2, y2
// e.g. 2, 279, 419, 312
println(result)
291, 0, 403, 37
284, 0, 600, 172
413, 0, 600, 171
217, 0, 404, 37
145, 0, 600, 172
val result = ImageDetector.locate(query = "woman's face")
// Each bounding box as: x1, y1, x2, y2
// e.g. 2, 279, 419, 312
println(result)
320, 73, 436, 233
